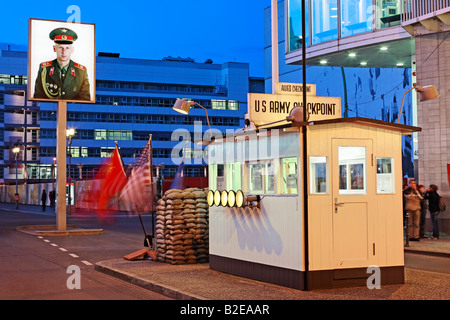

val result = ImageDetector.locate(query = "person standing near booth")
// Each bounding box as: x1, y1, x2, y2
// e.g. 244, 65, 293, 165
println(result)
41, 189, 47, 212
425, 184, 441, 239
404, 180, 423, 241
418, 184, 427, 238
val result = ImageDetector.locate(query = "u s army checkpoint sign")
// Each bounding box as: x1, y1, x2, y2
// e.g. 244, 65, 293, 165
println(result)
248, 92, 341, 127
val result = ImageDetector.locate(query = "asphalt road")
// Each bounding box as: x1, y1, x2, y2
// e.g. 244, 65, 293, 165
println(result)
0, 209, 171, 300
1, 207, 449, 301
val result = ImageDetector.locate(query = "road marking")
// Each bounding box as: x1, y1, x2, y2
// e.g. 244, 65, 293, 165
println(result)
51, 243, 58, 247
81, 260, 92, 266
59, 248, 67, 252
44, 239, 50, 242
69, 253, 79, 258
37, 236, 43, 239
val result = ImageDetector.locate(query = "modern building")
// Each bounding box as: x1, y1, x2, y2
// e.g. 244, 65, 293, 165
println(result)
0, 48, 263, 193
265, 0, 450, 231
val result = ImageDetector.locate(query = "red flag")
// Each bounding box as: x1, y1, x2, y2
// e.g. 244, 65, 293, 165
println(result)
97, 145, 127, 210
447, 164, 450, 190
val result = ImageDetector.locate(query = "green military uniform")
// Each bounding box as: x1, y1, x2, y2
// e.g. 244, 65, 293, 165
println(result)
33, 27, 91, 101
34, 59, 91, 100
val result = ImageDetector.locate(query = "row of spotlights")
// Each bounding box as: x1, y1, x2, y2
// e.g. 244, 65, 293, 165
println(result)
207, 189, 245, 208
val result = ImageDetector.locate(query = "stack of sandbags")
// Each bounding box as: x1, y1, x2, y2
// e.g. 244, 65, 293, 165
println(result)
155, 198, 167, 262
153, 188, 209, 264
193, 188, 209, 263
164, 189, 186, 264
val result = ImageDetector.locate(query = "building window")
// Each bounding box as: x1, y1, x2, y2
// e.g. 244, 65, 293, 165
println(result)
287, 0, 310, 50
340, 0, 373, 38
377, 157, 394, 193
310, 156, 328, 194
312, 0, 338, 45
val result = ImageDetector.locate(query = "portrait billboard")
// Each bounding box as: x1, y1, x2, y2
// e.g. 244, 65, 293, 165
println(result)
28, 18, 95, 103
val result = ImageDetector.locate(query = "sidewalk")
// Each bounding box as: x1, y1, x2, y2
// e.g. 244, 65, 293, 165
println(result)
5, 202, 450, 300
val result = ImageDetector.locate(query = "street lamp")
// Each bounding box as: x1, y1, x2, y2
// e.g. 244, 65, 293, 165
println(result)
66, 128, 75, 215
397, 84, 439, 124
172, 99, 212, 136
12, 145, 20, 209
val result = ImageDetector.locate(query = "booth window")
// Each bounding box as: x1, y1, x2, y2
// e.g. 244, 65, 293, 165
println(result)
226, 163, 242, 192
310, 156, 328, 194
338, 147, 366, 195
249, 162, 263, 193
264, 160, 276, 194
376, 158, 394, 194
281, 157, 298, 194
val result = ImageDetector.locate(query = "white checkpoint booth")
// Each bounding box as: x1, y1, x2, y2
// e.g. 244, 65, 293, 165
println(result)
207, 87, 420, 290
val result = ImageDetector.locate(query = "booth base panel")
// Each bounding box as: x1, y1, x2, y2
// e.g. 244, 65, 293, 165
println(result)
209, 255, 404, 291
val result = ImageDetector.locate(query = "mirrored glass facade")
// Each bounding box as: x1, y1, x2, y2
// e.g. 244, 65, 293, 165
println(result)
287, 0, 403, 51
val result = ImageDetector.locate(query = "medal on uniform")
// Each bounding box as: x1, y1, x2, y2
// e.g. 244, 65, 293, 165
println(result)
71, 68, 75, 77
49, 67, 54, 76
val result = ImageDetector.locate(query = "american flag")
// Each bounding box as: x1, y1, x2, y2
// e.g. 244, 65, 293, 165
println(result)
121, 137, 153, 213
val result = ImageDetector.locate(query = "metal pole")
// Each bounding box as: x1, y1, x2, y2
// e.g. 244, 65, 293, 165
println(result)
301, 0, 309, 291
15, 153, 18, 209
56, 101, 67, 231
68, 137, 72, 215
271, 0, 279, 93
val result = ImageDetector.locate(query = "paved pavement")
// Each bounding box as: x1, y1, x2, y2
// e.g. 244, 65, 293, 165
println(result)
6, 202, 450, 301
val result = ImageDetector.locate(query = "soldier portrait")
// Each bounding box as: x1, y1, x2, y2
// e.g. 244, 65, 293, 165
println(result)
28, 19, 95, 103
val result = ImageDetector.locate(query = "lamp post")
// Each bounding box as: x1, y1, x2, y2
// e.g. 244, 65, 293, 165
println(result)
12, 145, 20, 209
172, 99, 212, 136
66, 128, 75, 215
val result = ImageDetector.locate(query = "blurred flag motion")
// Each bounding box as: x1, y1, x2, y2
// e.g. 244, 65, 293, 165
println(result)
97, 143, 128, 211
121, 137, 153, 213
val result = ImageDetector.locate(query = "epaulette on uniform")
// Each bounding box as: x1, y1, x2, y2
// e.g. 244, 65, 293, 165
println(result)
73, 62, 86, 71
40, 61, 53, 68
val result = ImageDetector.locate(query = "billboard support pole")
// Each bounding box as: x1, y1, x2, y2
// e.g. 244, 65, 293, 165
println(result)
56, 100, 67, 231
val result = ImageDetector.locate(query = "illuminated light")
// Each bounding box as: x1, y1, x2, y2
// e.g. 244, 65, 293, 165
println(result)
360, 61, 367, 66
214, 190, 221, 206
348, 52, 356, 57
207, 190, 214, 207
319, 60, 327, 64
227, 190, 236, 207
380, 46, 388, 51
221, 190, 228, 207
235, 190, 245, 208
396, 62, 404, 66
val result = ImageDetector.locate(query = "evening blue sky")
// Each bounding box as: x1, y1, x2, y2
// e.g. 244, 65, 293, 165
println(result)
0, 0, 271, 77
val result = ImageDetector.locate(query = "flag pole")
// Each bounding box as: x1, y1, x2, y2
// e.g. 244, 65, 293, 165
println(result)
148, 134, 155, 249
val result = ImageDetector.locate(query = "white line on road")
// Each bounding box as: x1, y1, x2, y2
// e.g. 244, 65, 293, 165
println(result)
44, 239, 50, 242
81, 260, 93, 266
59, 248, 67, 252
69, 253, 79, 258
50, 243, 58, 247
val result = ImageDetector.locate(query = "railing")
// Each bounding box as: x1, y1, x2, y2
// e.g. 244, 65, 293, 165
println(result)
402, 0, 450, 22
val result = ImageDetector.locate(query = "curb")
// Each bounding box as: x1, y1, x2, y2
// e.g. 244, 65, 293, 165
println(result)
95, 261, 203, 300
404, 248, 450, 258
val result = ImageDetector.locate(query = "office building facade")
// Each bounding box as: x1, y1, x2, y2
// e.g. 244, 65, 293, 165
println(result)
0, 49, 263, 189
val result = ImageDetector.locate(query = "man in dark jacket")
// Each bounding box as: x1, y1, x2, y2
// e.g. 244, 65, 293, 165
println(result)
41, 189, 47, 212
425, 184, 440, 239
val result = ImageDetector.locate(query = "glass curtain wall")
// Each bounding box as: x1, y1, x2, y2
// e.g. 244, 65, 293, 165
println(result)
287, 0, 403, 52
312, 0, 338, 45
287, 0, 309, 51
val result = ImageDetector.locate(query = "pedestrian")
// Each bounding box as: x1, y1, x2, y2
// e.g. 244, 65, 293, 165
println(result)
49, 190, 55, 208
404, 180, 423, 241
418, 184, 427, 238
41, 189, 47, 212
425, 184, 440, 239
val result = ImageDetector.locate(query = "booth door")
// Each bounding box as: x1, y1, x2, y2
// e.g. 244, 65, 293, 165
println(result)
331, 139, 374, 269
